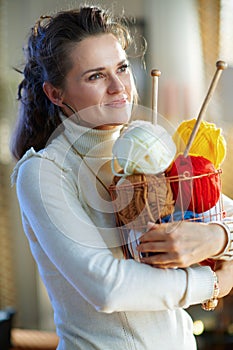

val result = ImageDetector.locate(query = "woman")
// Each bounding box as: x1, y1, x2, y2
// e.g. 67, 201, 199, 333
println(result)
10, 5, 233, 350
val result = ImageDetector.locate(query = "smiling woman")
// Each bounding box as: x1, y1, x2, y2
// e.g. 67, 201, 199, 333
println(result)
9, 4, 233, 350
10, 7, 137, 160
43, 34, 135, 129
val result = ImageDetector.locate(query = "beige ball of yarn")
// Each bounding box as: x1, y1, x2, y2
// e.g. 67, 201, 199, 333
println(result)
110, 173, 175, 230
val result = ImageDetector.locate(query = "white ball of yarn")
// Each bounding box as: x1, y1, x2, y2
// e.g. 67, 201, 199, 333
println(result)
112, 120, 176, 176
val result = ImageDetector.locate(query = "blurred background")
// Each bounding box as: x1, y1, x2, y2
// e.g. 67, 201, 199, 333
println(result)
0, 0, 233, 348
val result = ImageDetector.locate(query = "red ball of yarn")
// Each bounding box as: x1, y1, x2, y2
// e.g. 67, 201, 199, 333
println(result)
166, 154, 221, 213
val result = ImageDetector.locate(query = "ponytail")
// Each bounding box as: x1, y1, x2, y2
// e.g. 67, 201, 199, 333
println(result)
10, 18, 62, 160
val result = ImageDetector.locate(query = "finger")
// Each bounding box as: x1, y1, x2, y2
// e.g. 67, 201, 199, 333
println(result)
152, 264, 178, 269
140, 222, 182, 242
139, 229, 169, 243
146, 221, 157, 231
136, 242, 170, 253
141, 258, 179, 269
140, 252, 178, 266
140, 251, 191, 268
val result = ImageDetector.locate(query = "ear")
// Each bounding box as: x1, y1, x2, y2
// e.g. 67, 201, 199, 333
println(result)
43, 81, 64, 107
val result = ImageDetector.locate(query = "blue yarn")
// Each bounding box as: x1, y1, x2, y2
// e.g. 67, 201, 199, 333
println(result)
160, 210, 201, 223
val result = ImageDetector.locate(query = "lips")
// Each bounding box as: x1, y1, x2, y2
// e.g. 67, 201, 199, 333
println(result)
104, 97, 128, 108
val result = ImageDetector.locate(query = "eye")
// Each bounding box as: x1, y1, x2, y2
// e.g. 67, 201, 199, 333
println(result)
88, 72, 105, 81
118, 63, 130, 73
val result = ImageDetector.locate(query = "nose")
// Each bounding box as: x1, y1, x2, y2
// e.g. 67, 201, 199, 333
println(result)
107, 74, 125, 94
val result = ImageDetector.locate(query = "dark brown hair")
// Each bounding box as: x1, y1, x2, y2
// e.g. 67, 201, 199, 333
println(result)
10, 6, 133, 160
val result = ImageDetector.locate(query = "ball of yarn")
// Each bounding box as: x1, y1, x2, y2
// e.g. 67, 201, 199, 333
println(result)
160, 210, 201, 223
166, 154, 221, 213
110, 173, 174, 229
172, 119, 226, 169
112, 120, 176, 176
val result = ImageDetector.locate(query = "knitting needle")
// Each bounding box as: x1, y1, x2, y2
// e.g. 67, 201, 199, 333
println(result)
151, 69, 161, 125
183, 60, 227, 158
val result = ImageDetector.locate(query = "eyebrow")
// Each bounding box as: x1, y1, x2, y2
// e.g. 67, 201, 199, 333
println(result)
81, 59, 128, 77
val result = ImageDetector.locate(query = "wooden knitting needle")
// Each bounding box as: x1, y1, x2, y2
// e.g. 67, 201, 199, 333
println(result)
183, 60, 227, 157
151, 69, 161, 125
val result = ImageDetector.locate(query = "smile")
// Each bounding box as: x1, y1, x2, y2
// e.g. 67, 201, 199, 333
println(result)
104, 98, 128, 108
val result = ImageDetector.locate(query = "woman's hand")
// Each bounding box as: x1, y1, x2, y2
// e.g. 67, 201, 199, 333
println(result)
215, 260, 233, 298
136, 221, 228, 268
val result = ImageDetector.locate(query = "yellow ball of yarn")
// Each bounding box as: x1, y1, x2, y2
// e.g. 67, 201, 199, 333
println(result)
173, 119, 226, 169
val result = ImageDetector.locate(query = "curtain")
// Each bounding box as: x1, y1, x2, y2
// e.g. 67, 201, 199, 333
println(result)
0, 0, 17, 310
198, 0, 221, 75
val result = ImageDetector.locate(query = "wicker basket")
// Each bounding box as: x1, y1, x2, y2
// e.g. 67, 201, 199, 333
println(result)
109, 169, 224, 260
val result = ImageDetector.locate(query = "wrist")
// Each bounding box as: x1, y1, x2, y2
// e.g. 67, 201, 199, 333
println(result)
209, 221, 233, 260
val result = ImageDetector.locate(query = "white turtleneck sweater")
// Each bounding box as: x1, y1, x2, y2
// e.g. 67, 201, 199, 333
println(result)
12, 115, 217, 350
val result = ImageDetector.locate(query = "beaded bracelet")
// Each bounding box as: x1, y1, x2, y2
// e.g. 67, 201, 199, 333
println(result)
201, 271, 220, 311
209, 221, 233, 260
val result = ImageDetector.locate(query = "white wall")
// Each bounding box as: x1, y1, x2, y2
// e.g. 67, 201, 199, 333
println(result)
6, 0, 143, 71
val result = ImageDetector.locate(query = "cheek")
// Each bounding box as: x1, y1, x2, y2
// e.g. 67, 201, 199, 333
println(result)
124, 75, 134, 101
128, 76, 137, 102
72, 86, 102, 110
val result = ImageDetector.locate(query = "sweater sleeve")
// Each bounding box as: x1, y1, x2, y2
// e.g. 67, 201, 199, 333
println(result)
222, 193, 233, 217
15, 155, 215, 313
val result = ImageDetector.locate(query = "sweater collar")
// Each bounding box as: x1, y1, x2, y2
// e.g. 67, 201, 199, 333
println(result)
60, 113, 123, 158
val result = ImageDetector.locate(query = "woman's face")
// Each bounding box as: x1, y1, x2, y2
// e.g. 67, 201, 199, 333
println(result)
61, 34, 135, 129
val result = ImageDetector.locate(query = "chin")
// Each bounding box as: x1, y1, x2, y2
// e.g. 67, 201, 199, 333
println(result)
96, 121, 128, 130
110, 114, 131, 125
104, 104, 132, 124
